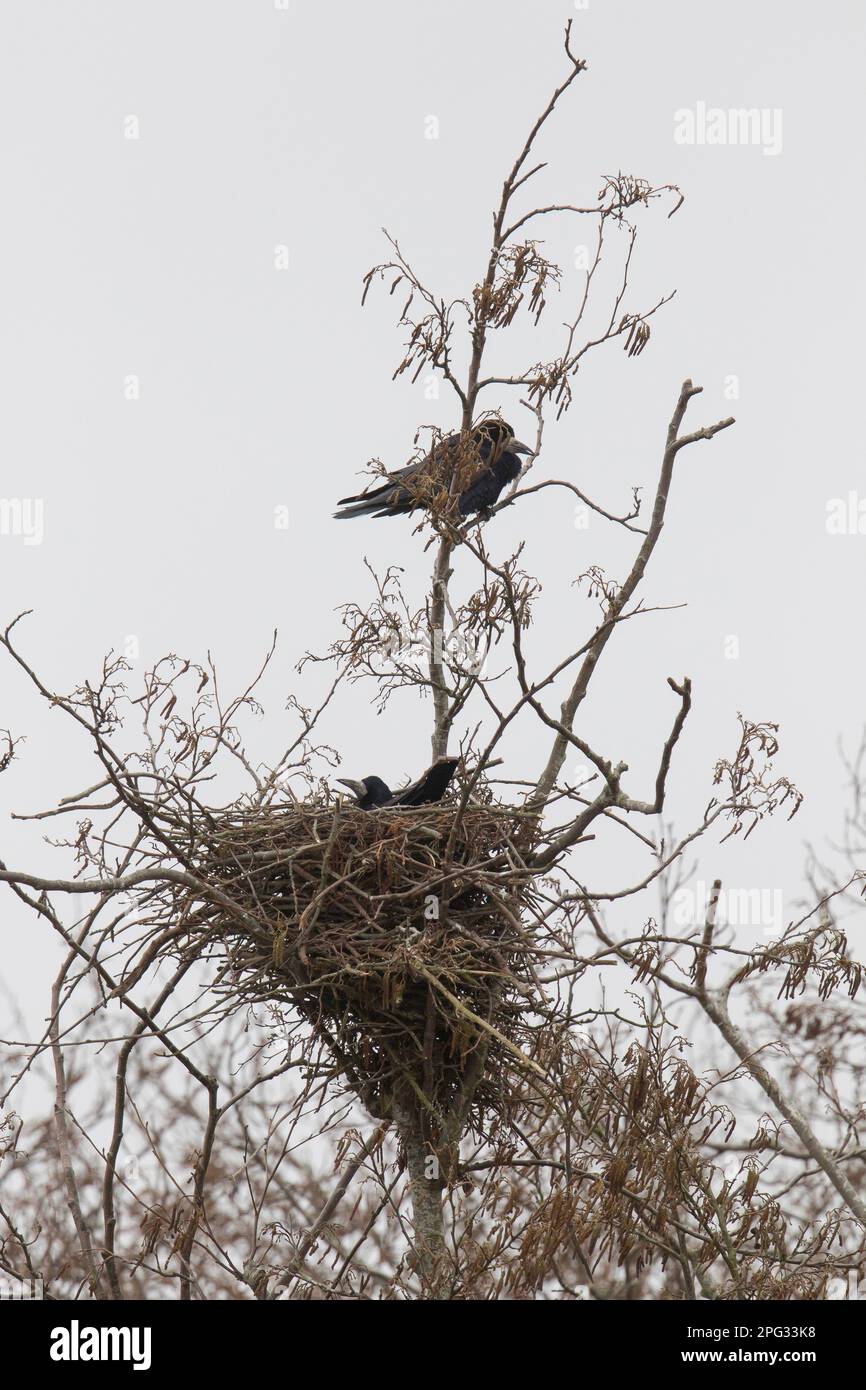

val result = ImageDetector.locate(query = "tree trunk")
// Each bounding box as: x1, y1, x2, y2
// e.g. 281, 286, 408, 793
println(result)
396, 1107, 446, 1297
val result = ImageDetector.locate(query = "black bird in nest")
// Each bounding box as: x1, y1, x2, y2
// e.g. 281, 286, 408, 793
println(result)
333, 419, 533, 521
336, 758, 459, 810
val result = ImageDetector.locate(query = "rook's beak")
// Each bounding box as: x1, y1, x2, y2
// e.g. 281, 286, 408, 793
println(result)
512, 439, 534, 456
336, 777, 366, 798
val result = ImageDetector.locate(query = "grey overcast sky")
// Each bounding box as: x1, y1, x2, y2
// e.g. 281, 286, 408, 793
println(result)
1, 1, 865, 1030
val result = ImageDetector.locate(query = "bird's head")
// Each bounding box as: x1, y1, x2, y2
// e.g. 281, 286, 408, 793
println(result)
336, 774, 392, 809
473, 417, 534, 460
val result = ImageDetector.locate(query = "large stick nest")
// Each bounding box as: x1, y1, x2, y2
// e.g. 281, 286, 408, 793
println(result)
167, 798, 546, 1128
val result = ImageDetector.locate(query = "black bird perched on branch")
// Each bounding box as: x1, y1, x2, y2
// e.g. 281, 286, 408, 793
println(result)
336, 758, 459, 810
334, 419, 533, 521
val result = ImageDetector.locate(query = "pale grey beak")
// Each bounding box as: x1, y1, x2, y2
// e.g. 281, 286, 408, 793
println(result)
336, 777, 365, 798
512, 439, 534, 456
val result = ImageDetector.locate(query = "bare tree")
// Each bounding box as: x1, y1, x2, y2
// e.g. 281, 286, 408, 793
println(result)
1, 25, 863, 1302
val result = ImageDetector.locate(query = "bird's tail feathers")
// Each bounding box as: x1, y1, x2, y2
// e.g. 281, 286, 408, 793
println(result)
333, 500, 401, 519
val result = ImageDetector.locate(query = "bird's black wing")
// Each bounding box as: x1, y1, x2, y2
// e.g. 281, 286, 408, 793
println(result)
335, 461, 424, 517
334, 435, 461, 519
392, 758, 459, 807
